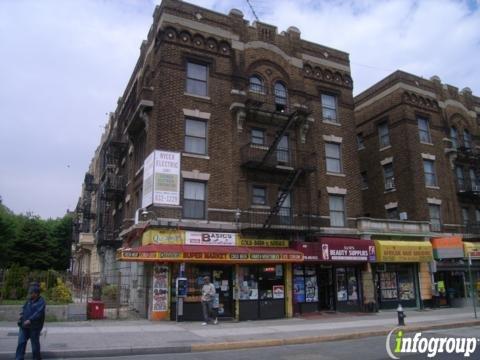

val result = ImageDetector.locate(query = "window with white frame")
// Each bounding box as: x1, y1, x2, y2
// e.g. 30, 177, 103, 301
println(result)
274, 81, 287, 112
361, 171, 368, 189
321, 94, 338, 123
469, 168, 479, 190
383, 163, 395, 190
252, 186, 267, 205
429, 204, 441, 231
378, 122, 390, 148
186, 61, 208, 96
423, 159, 437, 187
183, 181, 206, 219
185, 118, 207, 154
462, 207, 470, 226
418, 117, 432, 143
464, 129, 472, 149
278, 192, 292, 225
387, 207, 399, 220
356, 133, 365, 150
277, 135, 290, 164
450, 127, 459, 149
249, 75, 265, 94
329, 195, 345, 227
456, 166, 465, 191
251, 128, 265, 145
325, 142, 342, 173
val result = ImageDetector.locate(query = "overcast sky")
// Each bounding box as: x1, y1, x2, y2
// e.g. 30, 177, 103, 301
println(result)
0, 0, 479, 219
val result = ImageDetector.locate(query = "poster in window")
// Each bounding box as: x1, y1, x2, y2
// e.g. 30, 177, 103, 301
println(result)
294, 276, 305, 303
152, 264, 169, 312
305, 276, 318, 302
398, 271, 415, 300
348, 275, 358, 301
273, 285, 284, 299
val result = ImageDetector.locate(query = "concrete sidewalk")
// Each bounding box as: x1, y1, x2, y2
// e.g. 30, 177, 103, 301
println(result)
1, 307, 479, 359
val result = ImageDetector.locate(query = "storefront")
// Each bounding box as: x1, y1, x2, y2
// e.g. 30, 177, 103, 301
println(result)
374, 240, 433, 309
293, 238, 376, 313
463, 242, 480, 306
431, 236, 466, 307
117, 229, 303, 321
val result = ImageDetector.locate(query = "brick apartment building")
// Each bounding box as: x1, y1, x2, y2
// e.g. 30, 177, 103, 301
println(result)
354, 70, 480, 308
71, 1, 480, 320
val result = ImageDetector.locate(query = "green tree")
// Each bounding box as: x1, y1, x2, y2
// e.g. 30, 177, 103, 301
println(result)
48, 215, 73, 270
12, 217, 54, 270
0, 202, 17, 268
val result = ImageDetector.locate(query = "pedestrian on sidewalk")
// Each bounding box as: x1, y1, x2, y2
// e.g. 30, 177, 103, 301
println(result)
201, 276, 217, 325
16, 282, 46, 360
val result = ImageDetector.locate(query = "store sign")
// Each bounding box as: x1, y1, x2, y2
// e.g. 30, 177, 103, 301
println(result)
431, 237, 464, 259
294, 238, 376, 262
237, 238, 289, 248
185, 231, 236, 246
375, 240, 433, 263
142, 229, 184, 246
464, 242, 480, 258
117, 249, 303, 263
142, 150, 181, 207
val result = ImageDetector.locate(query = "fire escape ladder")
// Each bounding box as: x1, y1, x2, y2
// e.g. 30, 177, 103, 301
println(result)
259, 110, 299, 167
263, 168, 304, 229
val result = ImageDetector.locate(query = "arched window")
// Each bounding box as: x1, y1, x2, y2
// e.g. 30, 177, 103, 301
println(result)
450, 127, 458, 149
464, 129, 472, 149
249, 75, 265, 94
274, 81, 287, 112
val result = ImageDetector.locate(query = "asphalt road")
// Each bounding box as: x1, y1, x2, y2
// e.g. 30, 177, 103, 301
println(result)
66, 326, 480, 360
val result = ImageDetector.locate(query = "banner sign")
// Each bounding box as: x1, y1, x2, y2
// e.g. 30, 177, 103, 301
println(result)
142, 229, 184, 246
152, 264, 169, 312
294, 238, 376, 262
118, 249, 303, 263
142, 150, 181, 207
237, 238, 289, 248
431, 237, 464, 259
185, 231, 236, 246
141, 152, 155, 208
375, 240, 433, 263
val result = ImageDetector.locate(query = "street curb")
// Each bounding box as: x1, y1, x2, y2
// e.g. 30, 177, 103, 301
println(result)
191, 320, 480, 352
1, 320, 480, 359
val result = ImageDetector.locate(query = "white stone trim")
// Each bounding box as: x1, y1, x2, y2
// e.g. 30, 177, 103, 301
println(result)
125, 194, 131, 203
427, 197, 442, 205
474, 106, 480, 113
181, 170, 210, 181
232, 40, 303, 68
302, 53, 350, 72
182, 153, 210, 160
421, 153, 436, 160
159, 13, 240, 41
183, 108, 211, 120
438, 99, 477, 118
355, 83, 437, 112
322, 134, 343, 143
384, 202, 398, 210
230, 89, 246, 96
326, 172, 346, 177
326, 186, 347, 195
380, 157, 393, 166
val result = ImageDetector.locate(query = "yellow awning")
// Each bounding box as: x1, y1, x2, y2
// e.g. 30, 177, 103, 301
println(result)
375, 240, 433, 263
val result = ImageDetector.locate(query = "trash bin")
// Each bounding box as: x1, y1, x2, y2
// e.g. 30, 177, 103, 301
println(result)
87, 300, 104, 320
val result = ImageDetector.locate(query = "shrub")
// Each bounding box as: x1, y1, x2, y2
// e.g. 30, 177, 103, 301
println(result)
49, 278, 72, 304
2, 264, 29, 300
102, 284, 117, 301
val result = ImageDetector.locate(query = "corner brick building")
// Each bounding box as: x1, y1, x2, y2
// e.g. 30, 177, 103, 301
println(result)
73, 0, 480, 320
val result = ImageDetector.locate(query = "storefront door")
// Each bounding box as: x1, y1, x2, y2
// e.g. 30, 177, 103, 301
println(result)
318, 267, 334, 310
212, 266, 233, 318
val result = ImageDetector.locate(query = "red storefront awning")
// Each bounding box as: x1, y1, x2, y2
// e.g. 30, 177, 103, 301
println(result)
293, 237, 376, 262
117, 244, 304, 263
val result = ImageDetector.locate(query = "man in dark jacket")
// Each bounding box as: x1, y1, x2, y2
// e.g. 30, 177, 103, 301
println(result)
16, 283, 46, 360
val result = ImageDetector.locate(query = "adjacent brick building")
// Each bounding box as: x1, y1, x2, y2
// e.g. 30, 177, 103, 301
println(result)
354, 70, 480, 308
